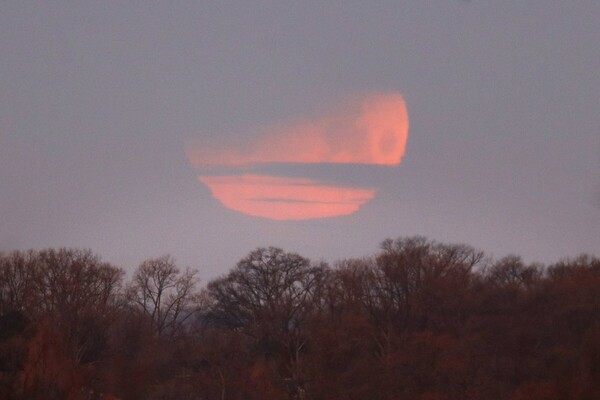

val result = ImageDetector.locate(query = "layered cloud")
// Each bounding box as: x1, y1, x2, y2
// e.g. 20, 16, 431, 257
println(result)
187, 93, 409, 167
199, 175, 376, 220
189, 93, 409, 220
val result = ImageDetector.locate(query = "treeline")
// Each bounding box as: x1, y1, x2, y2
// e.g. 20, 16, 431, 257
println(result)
0, 237, 599, 400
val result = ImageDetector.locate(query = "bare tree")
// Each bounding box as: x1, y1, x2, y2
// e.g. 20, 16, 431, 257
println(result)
0, 250, 39, 314
0, 248, 125, 366
207, 247, 326, 337
128, 255, 200, 337
207, 247, 327, 399
35, 248, 124, 364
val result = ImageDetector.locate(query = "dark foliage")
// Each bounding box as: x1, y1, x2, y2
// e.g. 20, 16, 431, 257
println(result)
0, 239, 598, 399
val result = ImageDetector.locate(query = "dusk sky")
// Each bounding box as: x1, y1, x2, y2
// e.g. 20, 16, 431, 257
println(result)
1, 2, 598, 279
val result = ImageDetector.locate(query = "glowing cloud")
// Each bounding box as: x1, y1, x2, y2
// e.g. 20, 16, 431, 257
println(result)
187, 93, 409, 167
189, 92, 409, 220
199, 175, 376, 220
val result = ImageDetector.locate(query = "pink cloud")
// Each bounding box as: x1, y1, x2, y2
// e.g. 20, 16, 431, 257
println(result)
189, 92, 409, 220
199, 174, 376, 220
187, 93, 409, 167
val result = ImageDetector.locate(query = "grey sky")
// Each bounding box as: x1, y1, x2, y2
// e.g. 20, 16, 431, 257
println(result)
1, 1, 598, 278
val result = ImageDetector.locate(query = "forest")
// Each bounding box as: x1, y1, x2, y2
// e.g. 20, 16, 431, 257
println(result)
0, 237, 599, 400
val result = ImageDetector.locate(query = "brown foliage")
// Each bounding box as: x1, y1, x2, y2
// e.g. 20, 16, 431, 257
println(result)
1, 239, 599, 399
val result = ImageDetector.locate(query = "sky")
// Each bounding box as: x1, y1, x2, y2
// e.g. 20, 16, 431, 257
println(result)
1, 1, 598, 279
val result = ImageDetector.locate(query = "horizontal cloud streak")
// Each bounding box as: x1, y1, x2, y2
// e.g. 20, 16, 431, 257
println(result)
189, 93, 409, 220
188, 93, 409, 167
199, 175, 376, 220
